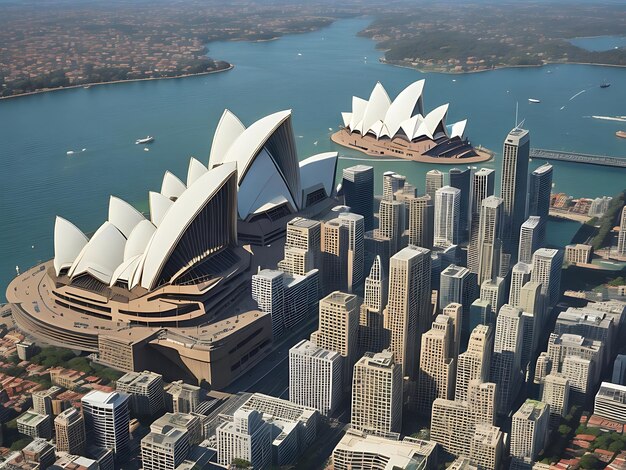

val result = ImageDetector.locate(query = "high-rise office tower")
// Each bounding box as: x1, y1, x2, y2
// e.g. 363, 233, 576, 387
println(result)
217, 409, 272, 470
289, 339, 342, 416
165, 381, 201, 414
384, 245, 432, 379
470, 423, 504, 470
426, 169, 444, 201
252, 269, 286, 338
613, 354, 626, 385
32, 386, 61, 416
476, 196, 504, 285
530, 248, 563, 310
519, 216, 543, 264
417, 315, 455, 414
518, 281, 544, 328
359, 256, 389, 354
449, 168, 472, 242
321, 219, 349, 294
618, 206, 626, 256
116, 371, 165, 418
510, 400, 549, 470
439, 264, 471, 312
561, 356, 595, 405
468, 299, 491, 332
82, 391, 130, 461
467, 380, 498, 425
311, 291, 360, 387
141, 426, 190, 470
468, 168, 496, 273
528, 163, 553, 219
383, 172, 406, 201
338, 212, 365, 294
443, 303, 463, 361
351, 350, 403, 437
455, 325, 493, 401
491, 304, 524, 416
500, 127, 530, 258
54, 407, 86, 455
279, 217, 321, 276
378, 198, 405, 256
434, 186, 461, 248
342, 165, 374, 231
541, 373, 570, 428
479, 277, 507, 327
509, 262, 532, 308
404, 194, 434, 249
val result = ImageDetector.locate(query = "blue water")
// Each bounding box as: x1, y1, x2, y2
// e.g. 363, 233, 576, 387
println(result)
568, 35, 626, 52
1, 18, 626, 300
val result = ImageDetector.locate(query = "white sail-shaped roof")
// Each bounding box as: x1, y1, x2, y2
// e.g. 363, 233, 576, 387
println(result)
108, 196, 145, 239
187, 157, 208, 187
413, 121, 434, 140
123, 219, 156, 261
221, 110, 292, 185
400, 114, 424, 139
383, 79, 425, 137
450, 119, 468, 139
149, 191, 173, 227
341, 112, 352, 128
300, 152, 338, 198
109, 254, 142, 287
348, 97, 368, 131
356, 82, 391, 135
140, 162, 237, 290
423, 103, 449, 138
209, 109, 246, 169
367, 120, 384, 139
68, 221, 126, 284
53, 216, 89, 276
161, 171, 186, 200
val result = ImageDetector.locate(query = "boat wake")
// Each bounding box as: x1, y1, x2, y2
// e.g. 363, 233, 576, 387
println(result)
569, 89, 586, 101
589, 115, 626, 123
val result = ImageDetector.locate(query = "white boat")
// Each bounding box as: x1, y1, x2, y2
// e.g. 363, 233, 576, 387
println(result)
528, 98, 541, 104
135, 136, 154, 145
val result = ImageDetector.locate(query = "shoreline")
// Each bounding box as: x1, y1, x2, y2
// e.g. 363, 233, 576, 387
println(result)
380, 58, 626, 75
0, 64, 234, 101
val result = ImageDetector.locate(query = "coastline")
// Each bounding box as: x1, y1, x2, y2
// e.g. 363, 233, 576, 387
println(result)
0, 64, 234, 101
380, 58, 626, 75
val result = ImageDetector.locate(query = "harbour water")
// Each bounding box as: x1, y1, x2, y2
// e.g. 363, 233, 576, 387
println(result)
1, 18, 625, 300
568, 35, 626, 52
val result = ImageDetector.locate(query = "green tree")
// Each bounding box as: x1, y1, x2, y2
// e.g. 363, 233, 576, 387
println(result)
579, 454, 602, 469
558, 424, 572, 436
231, 458, 252, 469
609, 440, 625, 453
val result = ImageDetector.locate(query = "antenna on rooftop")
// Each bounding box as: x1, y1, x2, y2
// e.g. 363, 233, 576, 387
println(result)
515, 101, 519, 128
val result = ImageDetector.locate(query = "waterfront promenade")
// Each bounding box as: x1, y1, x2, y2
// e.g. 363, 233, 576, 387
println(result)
531, 148, 626, 168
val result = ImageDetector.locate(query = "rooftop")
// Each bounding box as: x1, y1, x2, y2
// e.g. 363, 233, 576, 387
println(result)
514, 399, 549, 421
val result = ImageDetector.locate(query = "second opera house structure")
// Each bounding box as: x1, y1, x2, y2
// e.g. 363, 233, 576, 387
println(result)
7, 109, 338, 389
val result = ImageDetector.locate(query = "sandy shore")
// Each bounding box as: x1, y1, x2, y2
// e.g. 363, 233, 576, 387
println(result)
549, 209, 592, 223
330, 128, 493, 164
0, 64, 234, 101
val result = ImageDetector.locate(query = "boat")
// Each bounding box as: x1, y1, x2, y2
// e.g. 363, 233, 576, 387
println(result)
528, 98, 541, 104
616, 131, 626, 139
135, 136, 154, 145
83, 85, 91, 89
601, 83, 611, 89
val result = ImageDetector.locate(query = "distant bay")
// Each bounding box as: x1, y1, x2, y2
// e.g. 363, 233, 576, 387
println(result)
1, 17, 625, 300
568, 35, 626, 52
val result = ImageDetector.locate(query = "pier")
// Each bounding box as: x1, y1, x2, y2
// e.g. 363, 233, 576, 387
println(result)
530, 148, 626, 168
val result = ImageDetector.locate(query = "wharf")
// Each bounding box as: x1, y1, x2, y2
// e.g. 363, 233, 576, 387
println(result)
530, 148, 626, 168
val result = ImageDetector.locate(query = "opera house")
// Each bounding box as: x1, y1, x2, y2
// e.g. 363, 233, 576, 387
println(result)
331, 80, 493, 163
6, 109, 338, 389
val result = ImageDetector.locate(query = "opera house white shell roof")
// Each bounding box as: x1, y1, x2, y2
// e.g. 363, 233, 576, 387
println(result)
341, 79, 468, 141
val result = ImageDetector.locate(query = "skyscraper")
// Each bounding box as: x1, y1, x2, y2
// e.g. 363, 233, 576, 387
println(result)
449, 167, 472, 242
509, 262, 532, 308
426, 169, 444, 201
404, 194, 434, 249
491, 304, 524, 416
217, 409, 272, 470
468, 168, 496, 273
378, 198, 405, 257
519, 216, 543, 264
115, 371, 165, 418
279, 217, 321, 276
165, 381, 201, 414
443, 303, 463, 360
479, 277, 507, 327
439, 264, 471, 312
321, 218, 349, 294
455, 325, 493, 401
434, 186, 461, 248
383, 172, 407, 201
384, 245, 432, 379
618, 206, 626, 256
342, 165, 374, 231
289, 339, 342, 416
417, 315, 456, 414
518, 281, 544, 328
252, 269, 286, 338
54, 407, 86, 455
510, 400, 550, 470
359, 256, 389, 354
530, 248, 563, 310
528, 163, 553, 219
541, 373, 570, 428
338, 212, 365, 294
141, 426, 190, 470
82, 391, 131, 461
476, 196, 504, 285
500, 127, 530, 258
351, 350, 403, 437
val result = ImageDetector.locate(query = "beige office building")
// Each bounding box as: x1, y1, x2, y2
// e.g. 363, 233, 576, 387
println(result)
510, 400, 549, 470
360, 256, 389, 354
565, 244, 592, 265
455, 325, 493, 401
351, 350, 403, 437
470, 423, 504, 470
384, 245, 431, 379
278, 217, 321, 275
476, 196, 504, 285
54, 407, 86, 455
541, 373, 570, 427
417, 315, 455, 414
426, 170, 444, 202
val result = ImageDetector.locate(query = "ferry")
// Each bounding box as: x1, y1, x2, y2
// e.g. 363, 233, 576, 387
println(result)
135, 136, 154, 145
617, 131, 626, 139
528, 98, 541, 104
